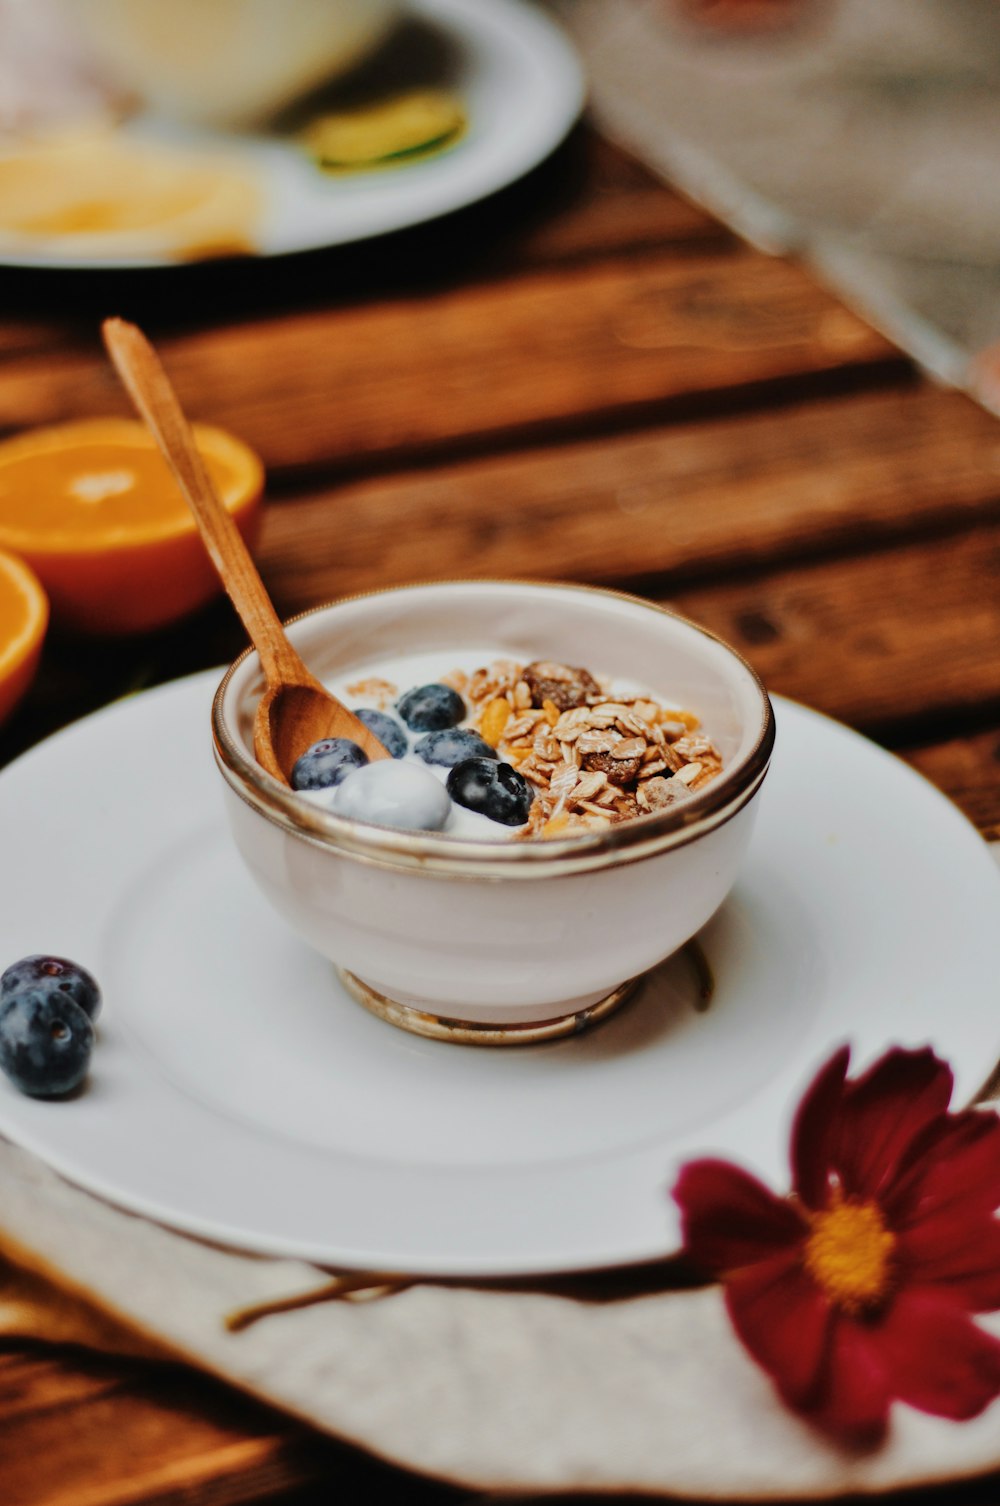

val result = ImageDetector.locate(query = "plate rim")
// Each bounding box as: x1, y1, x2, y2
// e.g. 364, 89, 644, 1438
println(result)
0, 0, 586, 271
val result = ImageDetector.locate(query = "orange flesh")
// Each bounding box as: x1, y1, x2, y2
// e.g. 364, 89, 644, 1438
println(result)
0, 420, 263, 634
0, 425, 253, 547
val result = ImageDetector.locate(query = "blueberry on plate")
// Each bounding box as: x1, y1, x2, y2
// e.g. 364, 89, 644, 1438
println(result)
0, 988, 94, 1098
415, 727, 497, 767
291, 738, 368, 790
446, 758, 534, 827
351, 708, 408, 759
396, 683, 465, 732
1, 954, 101, 1021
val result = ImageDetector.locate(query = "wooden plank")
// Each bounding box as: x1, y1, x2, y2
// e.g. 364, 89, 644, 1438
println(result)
513, 183, 728, 264
0, 252, 900, 473
0, 1351, 122, 1420
449, 131, 731, 268
670, 524, 1000, 736
903, 729, 1000, 842
0, 1353, 311, 1506
0, 1345, 467, 1506
257, 384, 1000, 608
0, 322, 76, 359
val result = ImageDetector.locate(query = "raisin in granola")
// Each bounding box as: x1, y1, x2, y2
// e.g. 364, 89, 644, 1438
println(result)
582, 748, 645, 786
522, 661, 601, 712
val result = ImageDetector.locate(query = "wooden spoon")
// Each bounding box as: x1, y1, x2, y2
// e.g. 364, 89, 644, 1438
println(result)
102, 317, 390, 784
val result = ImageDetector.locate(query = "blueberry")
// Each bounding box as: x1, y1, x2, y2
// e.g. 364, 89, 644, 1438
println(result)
0, 988, 94, 1098
291, 738, 368, 790
396, 683, 465, 732
352, 708, 408, 759
446, 758, 535, 827
415, 728, 497, 767
1, 954, 101, 1022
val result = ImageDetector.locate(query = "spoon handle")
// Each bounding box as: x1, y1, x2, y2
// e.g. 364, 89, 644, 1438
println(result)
102, 318, 306, 689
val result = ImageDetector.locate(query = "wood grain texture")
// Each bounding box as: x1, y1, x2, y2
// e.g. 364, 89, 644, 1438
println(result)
469, 131, 733, 267
0, 253, 900, 474
0, 322, 76, 359
0, 1351, 312, 1506
257, 383, 1000, 608
512, 183, 728, 264
671, 524, 1000, 735
903, 728, 1000, 842
0, 1347, 466, 1506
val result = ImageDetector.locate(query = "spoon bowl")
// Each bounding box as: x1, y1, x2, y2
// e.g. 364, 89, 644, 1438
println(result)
101, 317, 390, 782
252, 677, 381, 785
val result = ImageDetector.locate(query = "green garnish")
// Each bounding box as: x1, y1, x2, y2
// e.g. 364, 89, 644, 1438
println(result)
303, 89, 466, 173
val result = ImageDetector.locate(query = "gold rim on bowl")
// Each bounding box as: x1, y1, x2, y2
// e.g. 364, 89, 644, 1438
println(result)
211, 580, 776, 880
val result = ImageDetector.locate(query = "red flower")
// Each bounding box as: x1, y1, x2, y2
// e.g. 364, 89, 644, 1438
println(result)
673, 1045, 1000, 1443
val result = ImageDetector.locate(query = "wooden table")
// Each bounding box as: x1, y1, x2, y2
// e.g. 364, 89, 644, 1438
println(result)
2, 125, 1000, 1506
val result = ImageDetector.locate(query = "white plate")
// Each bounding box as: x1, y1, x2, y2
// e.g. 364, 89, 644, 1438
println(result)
0, 673, 998, 1276
2, 0, 584, 270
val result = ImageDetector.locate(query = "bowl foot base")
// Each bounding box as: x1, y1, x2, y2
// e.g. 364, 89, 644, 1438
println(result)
337, 969, 642, 1046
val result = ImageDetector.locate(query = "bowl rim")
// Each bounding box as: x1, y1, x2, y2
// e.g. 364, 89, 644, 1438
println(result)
211, 579, 775, 879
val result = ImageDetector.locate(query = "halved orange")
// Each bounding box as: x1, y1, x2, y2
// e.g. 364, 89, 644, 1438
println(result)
0, 549, 48, 727
0, 418, 264, 635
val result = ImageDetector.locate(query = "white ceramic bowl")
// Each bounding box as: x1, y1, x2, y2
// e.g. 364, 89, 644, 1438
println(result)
212, 582, 774, 1037
56, 0, 403, 128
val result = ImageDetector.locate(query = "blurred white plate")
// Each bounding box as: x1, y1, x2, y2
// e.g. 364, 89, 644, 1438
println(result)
1, 0, 585, 269
0, 673, 998, 1275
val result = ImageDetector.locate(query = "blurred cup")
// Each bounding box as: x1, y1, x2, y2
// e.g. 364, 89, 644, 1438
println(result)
52, 0, 404, 128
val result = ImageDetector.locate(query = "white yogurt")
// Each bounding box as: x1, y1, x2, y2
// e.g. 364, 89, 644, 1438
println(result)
335, 758, 452, 831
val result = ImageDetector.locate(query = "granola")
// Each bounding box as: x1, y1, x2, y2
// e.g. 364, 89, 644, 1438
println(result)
461, 658, 724, 839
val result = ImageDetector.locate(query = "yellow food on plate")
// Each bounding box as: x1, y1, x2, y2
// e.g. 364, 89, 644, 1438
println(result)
0, 550, 48, 728
303, 88, 466, 170
0, 131, 261, 260
0, 419, 264, 635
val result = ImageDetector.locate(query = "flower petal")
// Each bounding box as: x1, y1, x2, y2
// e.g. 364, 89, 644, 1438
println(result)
836, 1048, 953, 1200
895, 1214, 1000, 1311
863, 1288, 1000, 1422
725, 1240, 895, 1444
886, 1110, 1000, 1228
725, 1248, 832, 1408
790, 1044, 850, 1209
673, 1159, 805, 1276
803, 1315, 893, 1445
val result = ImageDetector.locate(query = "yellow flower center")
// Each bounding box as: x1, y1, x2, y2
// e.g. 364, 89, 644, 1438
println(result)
802, 1189, 895, 1315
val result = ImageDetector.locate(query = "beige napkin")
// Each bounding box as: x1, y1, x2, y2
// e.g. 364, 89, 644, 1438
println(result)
1, 849, 999, 1497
